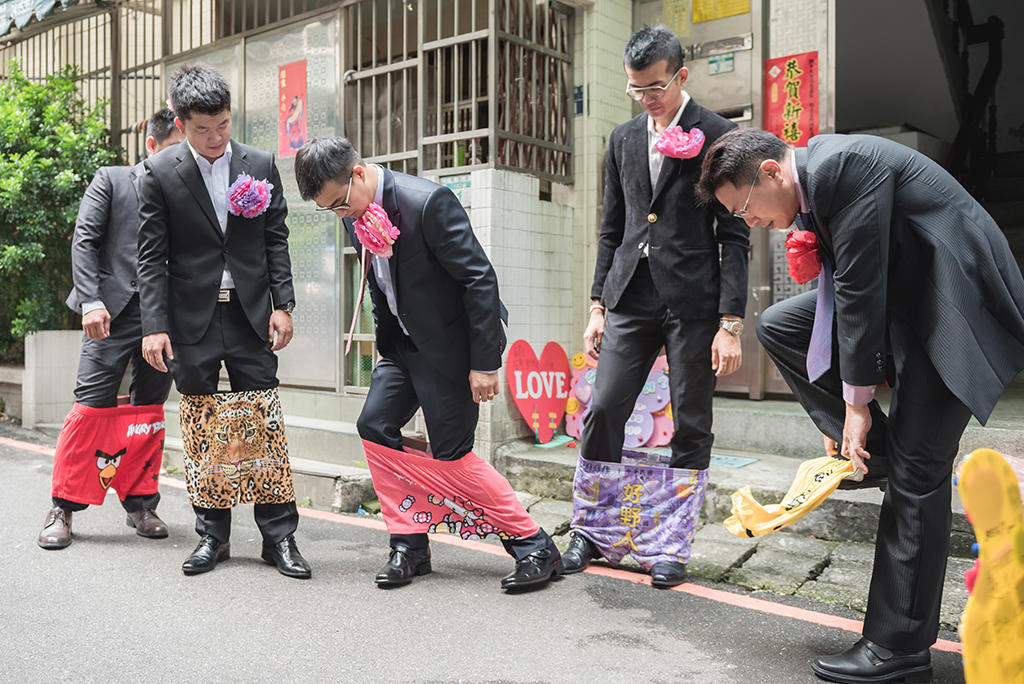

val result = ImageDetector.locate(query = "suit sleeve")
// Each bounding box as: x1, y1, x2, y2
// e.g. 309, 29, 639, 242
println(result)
814, 150, 894, 387
69, 168, 113, 308
263, 157, 295, 308
714, 207, 750, 317
590, 136, 626, 302
136, 162, 170, 336
420, 186, 503, 371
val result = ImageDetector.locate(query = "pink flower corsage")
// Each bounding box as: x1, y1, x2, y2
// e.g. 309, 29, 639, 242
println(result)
785, 230, 822, 284
353, 202, 400, 258
227, 173, 274, 218
655, 126, 705, 159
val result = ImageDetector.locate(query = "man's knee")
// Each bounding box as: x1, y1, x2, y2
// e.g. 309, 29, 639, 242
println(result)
755, 303, 784, 348
356, 405, 397, 443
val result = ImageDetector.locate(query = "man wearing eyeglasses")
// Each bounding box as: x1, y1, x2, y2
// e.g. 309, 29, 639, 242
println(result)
696, 128, 1024, 682
563, 25, 750, 587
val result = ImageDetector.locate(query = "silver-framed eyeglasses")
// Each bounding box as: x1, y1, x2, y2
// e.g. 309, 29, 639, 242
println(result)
625, 69, 682, 102
316, 171, 354, 212
732, 163, 761, 218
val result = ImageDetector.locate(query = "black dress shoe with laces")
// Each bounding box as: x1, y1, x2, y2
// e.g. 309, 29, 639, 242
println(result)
811, 638, 932, 683
500, 545, 563, 591
561, 532, 599, 574
650, 560, 687, 588
262, 534, 312, 579
182, 535, 229, 576
375, 543, 431, 588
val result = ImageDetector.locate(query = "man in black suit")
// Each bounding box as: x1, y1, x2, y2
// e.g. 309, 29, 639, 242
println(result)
562, 26, 750, 587
293, 136, 562, 591
137, 65, 310, 579
38, 109, 184, 550
697, 128, 1024, 683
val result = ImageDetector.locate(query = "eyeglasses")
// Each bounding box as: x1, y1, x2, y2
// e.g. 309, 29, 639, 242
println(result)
316, 171, 354, 212
732, 163, 761, 218
625, 70, 682, 102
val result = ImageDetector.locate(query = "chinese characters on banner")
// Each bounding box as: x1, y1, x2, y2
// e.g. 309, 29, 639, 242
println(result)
278, 60, 307, 158
764, 51, 818, 147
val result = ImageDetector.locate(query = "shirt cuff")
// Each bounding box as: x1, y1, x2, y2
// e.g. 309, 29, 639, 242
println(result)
81, 301, 106, 315
843, 383, 876, 407
472, 369, 499, 374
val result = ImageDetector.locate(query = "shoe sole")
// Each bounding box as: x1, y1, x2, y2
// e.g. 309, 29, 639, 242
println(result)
38, 538, 72, 550
810, 661, 932, 683
126, 515, 169, 539
374, 561, 432, 588
837, 477, 888, 492
261, 551, 312, 579
182, 549, 230, 576
650, 575, 687, 589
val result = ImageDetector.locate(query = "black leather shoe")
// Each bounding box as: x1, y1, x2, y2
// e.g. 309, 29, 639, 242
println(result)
650, 560, 687, 588
261, 534, 312, 579
838, 454, 889, 491
182, 535, 229, 576
126, 509, 169, 538
375, 543, 431, 588
500, 545, 563, 591
811, 638, 932, 683
561, 532, 598, 574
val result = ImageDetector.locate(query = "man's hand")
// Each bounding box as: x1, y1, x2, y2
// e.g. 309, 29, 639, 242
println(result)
82, 308, 111, 340
841, 403, 873, 475
142, 333, 173, 372
583, 307, 605, 361
269, 310, 294, 351
469, 370, 499, 403
711, 328, 742, 377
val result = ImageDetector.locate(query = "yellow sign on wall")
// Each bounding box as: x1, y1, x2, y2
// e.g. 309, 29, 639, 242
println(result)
663, 0, 691, 38
693, 0, 749, 23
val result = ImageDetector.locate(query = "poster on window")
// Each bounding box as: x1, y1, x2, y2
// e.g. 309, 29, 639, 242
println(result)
278, 60, 307, 158
764, 51, 818, 147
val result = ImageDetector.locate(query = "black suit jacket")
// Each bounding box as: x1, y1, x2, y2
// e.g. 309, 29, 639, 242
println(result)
137, 140, 294, 344
796, 134, 1024, 423
66, 164, 145, 319
344, 168, 507, 381
591, 98, 750, 319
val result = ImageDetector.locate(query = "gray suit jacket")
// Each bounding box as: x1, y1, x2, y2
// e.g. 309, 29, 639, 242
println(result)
796, 134, 1024, 423
65, 164, 144, 319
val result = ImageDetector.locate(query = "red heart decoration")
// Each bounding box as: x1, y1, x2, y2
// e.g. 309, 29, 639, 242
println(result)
506, 340, 571, 443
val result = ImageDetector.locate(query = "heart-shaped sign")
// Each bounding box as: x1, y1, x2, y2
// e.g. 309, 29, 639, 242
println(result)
506, 340, 571, 443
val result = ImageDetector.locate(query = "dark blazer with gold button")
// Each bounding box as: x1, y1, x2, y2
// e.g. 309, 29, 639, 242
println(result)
591, 98, 750, 319
137, 139, 294, 345
796, 134, 1024, 423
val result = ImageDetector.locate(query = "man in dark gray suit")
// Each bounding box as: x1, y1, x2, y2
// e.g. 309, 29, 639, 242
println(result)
38, 109, 183, 550
562, 26, 750, 587
697, 128, 1024, 683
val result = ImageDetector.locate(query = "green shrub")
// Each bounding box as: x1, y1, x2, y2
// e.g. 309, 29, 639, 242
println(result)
0, 61, 120, 362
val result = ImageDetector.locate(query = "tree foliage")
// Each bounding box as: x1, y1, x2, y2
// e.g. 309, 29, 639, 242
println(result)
0, 61, 120, 362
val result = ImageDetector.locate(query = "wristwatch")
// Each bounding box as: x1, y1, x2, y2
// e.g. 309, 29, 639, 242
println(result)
278, 300, 295, 315
719, 319, 743, 336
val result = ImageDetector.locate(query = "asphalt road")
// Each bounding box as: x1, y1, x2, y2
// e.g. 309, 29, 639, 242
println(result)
0, 435, 966, 683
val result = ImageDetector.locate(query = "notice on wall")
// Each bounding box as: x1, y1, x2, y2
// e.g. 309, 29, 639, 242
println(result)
278, 60, 307, 158
764, 51, 818, 147
663, 0, 691, 38
693, 0, 749, 23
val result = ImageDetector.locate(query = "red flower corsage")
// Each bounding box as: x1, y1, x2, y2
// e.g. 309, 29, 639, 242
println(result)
655, 126, 705, 159
785, 230, 822, 284
227, 173, 274, 218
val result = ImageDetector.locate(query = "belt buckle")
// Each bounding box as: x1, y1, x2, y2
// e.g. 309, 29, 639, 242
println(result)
217, 289, 231, 303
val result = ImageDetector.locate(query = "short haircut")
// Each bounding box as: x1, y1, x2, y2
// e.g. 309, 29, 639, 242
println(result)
696, 128, 789, 205
145, 108, 178, 145
294, 137, 362, 201
168, 64, 231, 120
624, 25, 684, 74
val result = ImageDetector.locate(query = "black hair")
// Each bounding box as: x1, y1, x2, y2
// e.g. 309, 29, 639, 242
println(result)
168, 64, 231, 120
624, 25, 684, 74
294, 137, 362, 201
145, 108, 178, 145
696, 128, 789, 205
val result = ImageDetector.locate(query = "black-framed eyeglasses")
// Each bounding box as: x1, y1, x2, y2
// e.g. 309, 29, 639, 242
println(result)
316, 171, 354, 212
732, 164, 761, 218
625, 70, 682, 102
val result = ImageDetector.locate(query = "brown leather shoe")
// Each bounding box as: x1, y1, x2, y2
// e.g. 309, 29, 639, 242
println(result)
126, 509, 169, 538
38, 506, 73, 549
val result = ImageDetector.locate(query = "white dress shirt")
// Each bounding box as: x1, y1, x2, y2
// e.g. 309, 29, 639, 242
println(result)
187, 140, 235, 290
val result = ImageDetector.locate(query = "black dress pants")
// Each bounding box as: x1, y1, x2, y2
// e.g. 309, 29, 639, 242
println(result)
757, 290, 972, 652
357, 337, 549, 559
581, 260, 719, 469
54, 295, 172, 513
169, 296, 298, 545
